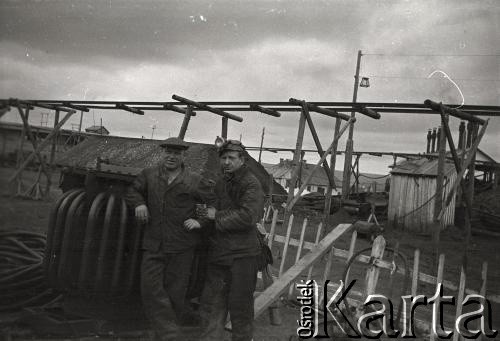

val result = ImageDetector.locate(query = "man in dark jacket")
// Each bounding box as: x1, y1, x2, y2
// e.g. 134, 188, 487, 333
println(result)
125, 137, 213, 340
197, 139, 264, 341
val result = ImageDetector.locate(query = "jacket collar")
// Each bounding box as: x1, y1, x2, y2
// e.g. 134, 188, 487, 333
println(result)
223, 163, 249, 183
158, 163, 186, 186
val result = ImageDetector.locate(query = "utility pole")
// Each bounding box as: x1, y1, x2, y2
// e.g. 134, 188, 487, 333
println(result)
258, 126, 265, 163
342, 50, 362, 199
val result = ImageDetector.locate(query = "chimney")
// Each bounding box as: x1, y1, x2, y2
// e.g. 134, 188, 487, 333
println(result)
431, 128, 437, 153
458, 121, 466, 149
426, 129, 432, 153
279, 158, 284, 165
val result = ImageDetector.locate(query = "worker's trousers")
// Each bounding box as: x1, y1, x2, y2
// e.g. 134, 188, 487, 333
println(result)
141, 249, 195, 340
199, 256, 258, 341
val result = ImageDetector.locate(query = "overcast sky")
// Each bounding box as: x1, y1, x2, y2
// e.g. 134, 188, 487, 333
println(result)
1, 0, 499, 173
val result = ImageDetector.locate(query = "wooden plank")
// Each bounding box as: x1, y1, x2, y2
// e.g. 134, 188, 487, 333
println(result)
288, 217, 308, 297
430, 254, 445, 340
365, 235, 386, 296
453, 266, 467, 341
306, 222, 323, 281
267, 209, 279, 249
345, 230, 358, 282
411, 249, 420, 297
278, 214, 294, 276
254, 223, 353, 318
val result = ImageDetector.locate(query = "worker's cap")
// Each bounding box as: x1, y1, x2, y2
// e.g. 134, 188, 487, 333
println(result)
159, 137, 190, 150
215, 137, 245, 155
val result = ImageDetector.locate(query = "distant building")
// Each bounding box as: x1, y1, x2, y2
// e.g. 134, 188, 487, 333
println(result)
85, 125, 110, 135
388, 157, 457, 233
262, 158, 389, 196
0, 121, 84, 165
263, 158, 342, 195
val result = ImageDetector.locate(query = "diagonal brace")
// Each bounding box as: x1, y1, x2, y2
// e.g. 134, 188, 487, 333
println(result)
8, 106, 75, 183
286, 117, 355, 211
300, 101, 336, 188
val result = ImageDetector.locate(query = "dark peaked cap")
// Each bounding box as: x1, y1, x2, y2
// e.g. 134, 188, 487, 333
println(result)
159, 137, 190, 150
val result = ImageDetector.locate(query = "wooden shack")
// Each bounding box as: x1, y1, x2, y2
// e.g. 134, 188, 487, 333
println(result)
388, 157, 457, 233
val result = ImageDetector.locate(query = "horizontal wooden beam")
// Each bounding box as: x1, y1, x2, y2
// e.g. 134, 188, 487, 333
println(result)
172, 94, 243, 122
424, 99, 486, 124
289, 98, 351, 121
249, 104, 281, 117
163, 103, 197, 116
115, 103, 144, 115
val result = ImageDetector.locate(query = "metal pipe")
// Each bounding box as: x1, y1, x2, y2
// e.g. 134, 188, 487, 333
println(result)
78, 192, 107, 289
95, 194, 116, 291
57, 191, 86, 283
111, 198, 128, 291
44, 189, 79, 276
47, 189, 84, 287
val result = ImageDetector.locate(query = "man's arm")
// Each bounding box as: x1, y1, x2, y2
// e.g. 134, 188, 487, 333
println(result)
214, 177, 264, 233
124, 171, 149, 223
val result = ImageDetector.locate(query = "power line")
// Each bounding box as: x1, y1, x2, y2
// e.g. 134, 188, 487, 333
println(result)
363, 53, 500, 57
366, 75, 500, 82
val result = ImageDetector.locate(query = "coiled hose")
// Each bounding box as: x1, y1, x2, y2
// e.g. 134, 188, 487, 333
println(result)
0, 231, 61, 312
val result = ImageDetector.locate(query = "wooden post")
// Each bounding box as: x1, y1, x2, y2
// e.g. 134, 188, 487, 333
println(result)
221, 116, 228, 139
365, 235, 386, 296
453, 266, 466, 341
323, 118, 341, 231
306, 222, 323, 281
288, 217, 307, 298
45, 109, 60, 196
267, 209, 279, 249
344, 230, 358, 282
342, 50, 362, 199
430, 254, 445, 340
278, 214, 294, 277
282, 111, 307, 232
178, 105, 192, 140
411, 249, 420, 297
433, 111, 447, 264
258, 126, 265, 163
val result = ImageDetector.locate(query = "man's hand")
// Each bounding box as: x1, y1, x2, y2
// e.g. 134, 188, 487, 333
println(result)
206, 207, 216, 220
135, 204, 149, 224
184, 218, 201, 231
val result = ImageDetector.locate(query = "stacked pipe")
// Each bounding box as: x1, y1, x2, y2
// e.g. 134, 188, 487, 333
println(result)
44, 189, 142, 296
0, 231, 60, 311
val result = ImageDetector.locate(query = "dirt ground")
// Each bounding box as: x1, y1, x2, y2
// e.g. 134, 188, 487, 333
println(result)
1, 166, 499, 340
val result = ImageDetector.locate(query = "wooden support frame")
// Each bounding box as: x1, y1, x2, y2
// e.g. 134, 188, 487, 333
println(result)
8, 104, 75, 184
115, 103, 145, 115
299, 100, 335, 187
286, 117, 355, 211
254, 223, 353, 318
172, 94, 243, 122
289, 98, 351, 121
178, 105, 193, 140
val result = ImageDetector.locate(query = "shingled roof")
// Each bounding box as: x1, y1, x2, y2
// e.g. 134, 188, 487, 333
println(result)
57, 135, 286, 197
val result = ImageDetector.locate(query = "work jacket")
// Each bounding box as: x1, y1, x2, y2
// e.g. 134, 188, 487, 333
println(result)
125, 165, 214, 253
208, 164, 264, 263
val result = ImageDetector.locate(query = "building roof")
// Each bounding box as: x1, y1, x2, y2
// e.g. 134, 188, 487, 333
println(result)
57, 135, 287, 196
85, 125, 110, 134
391, 157, 456, 177
263, 159, 342, 187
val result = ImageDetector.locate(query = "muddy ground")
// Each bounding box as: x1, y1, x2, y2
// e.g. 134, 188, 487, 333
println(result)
1, 166, 499, 340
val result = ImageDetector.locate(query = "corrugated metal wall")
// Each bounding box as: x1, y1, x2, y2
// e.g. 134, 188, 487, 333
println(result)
388, 172, 457, 233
